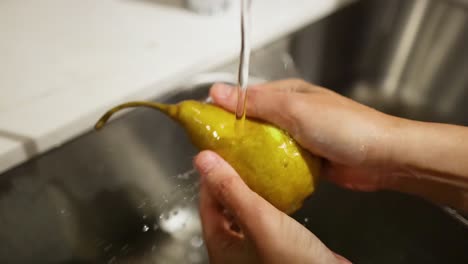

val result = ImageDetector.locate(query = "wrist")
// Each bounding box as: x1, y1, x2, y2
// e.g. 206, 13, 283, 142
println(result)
387, 117, 468, 176
377, 117, 468, 211
384, 116, 414, 167
365, 113, 405, 168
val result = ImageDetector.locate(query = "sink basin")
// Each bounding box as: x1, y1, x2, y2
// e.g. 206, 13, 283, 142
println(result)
0, 0, 467, 263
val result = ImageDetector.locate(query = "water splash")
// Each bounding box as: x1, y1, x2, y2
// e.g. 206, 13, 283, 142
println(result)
187, 251, 203, 263
107, 256, 116, 264
176, 169, 197, 180
153, 223, 159, 231
104, 244, 113, 252
190, 236, 204, 248
106, 168, 203, 262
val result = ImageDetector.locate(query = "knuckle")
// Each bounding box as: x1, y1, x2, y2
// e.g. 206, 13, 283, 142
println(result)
286, 78, 306, 86
281, 92, 299, 113
279, 93, 304, 138
286, 78, 308, 92
197, 153, 221, 175
215, 175, 236, 200
247, 89, 263, 117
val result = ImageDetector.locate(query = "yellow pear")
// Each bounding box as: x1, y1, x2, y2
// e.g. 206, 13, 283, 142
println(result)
95, 100, 320, 214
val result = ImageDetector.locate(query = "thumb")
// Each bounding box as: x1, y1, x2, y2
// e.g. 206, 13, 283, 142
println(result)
210, 82, 303, 140
209, 82, 316, 139
195, 151, 352, 264
194, 150, 275, 235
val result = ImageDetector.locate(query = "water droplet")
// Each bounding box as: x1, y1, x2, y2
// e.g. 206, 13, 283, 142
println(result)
142, 214, 147, 219
96, 239, 106, 247
58, 209, 71, 216
142, 224, 149, 232
187, 251, 202, 263
104, 244, 113, 252
137, 201, 146, 209
177, 169, 196, 180
108, 256, 117, 264
304, 217, 309, 223
190, 236, 204, 248
121, 244, 129, 252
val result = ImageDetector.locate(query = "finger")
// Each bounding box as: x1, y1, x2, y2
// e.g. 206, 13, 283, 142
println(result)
211, 79, 320, 98
199, 180, 248, 263
210, 83, 305, 137
249, 79, 321, 93
209, 80, 321, 112
212, 78, 328, 97
199, 178, 225, 241
210, 79, 333, 138
194, 150, 272, 234
199, 168, 246, 238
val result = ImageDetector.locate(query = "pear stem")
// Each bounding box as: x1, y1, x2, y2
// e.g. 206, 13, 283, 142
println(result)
94, 101, 171, 130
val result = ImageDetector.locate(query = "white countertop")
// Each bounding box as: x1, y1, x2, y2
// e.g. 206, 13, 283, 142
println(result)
0, 0, 352, 174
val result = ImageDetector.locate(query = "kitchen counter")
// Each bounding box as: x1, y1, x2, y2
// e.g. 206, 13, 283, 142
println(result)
0, 0, 353, 174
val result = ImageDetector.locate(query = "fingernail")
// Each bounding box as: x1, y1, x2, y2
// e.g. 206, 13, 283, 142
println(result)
194, 151, 219, 175
212, 83, 233, 99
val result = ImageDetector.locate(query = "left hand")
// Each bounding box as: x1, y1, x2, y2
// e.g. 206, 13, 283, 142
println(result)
194, 150, 351, 264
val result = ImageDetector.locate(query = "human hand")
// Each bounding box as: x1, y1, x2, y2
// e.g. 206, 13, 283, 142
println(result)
209, 79, 397, 192
194, 150, 351, 264
209, 79, 468, 212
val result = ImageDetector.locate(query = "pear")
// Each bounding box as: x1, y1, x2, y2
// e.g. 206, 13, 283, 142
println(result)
95, 100, 320, 214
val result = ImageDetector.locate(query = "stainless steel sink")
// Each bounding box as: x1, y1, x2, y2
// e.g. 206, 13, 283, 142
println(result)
1, 0, 467, 263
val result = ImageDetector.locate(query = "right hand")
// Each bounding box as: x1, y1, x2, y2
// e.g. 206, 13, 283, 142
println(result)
194, 150, 350, 264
